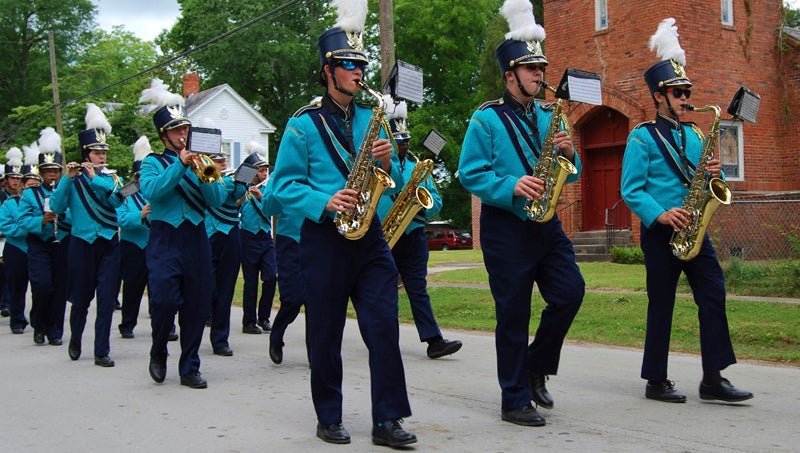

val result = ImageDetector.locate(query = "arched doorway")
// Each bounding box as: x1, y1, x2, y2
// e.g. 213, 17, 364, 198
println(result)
579, 107, 631, 231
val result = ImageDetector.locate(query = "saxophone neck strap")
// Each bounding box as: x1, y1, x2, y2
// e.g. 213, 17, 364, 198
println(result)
643, 120, 694, 186
489, 103, 538, 175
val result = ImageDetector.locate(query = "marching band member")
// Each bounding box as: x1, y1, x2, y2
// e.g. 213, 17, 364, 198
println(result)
204, 147, 245, 357
457, 0, 584, 427
237, 142, 276, 336
377, 98, 462, 359
138, 80, 226, 389
18, 128, 68, 346
621, 18, 752, 404
117, 136, 152, 339
270, 0, 415, 446
50, 104, 123, 367
0, 150, 32, 334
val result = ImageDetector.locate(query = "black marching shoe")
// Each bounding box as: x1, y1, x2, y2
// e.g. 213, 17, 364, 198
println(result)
242, 324, 262, 335
316, 422, 351, 444
11, 328, 24, 334
699, 378, 753, 402
48, 337, 63, 346
94, 356, 115, 367
213, 346, 233, 356
269, 340, 283, 364
501, 403, 546, 427
372, 419, 417, 447
426, 338, 463, 359
645, 380, 687, 403
68, 339, 81, 360
168, 328, 179, 341
0, 307, 9, 317
180, 372, 207, 389
120, 330, 135, 339
528, 372, 554, 409
149, 356, 167, 383
257, 319, 272, 332
33, 330, 46, 345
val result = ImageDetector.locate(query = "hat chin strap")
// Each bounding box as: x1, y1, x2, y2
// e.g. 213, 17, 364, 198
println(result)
329, 63, 356, 97
512, 68, 536, 98
663, 89, 679, 117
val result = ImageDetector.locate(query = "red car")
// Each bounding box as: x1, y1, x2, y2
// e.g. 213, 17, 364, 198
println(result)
425, 229, 473, 251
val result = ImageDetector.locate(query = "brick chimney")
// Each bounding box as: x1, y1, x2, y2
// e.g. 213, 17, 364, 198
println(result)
183, 72, 200, 98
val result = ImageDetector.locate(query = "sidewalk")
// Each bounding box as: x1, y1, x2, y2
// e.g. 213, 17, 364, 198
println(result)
1, 304, 798, 452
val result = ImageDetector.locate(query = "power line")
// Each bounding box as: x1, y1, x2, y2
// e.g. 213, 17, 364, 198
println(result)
58, 0, 304, 108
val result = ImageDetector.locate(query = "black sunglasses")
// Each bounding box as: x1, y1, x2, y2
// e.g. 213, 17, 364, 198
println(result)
669, 87, 692, 99
335, 59, 366, 71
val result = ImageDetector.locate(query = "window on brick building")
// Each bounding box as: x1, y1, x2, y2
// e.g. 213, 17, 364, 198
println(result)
595, 0, 608, 31
719, 120, 744, 180
721, 0, 734, 26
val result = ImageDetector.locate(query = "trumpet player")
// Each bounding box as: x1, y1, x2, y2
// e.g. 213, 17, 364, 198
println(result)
138, 81, 226, 389
237, 144, 276, 336
50, 104, 123, 368
620, 18, 752, 404
457, 0, 584, 427
377, 99, 461, 360
203, 151, 245, 357
18, 128, 69, 347
270, 1, 416, 446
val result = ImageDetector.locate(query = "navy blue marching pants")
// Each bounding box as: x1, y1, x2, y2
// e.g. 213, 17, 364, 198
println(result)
147, 220, 212, 376
639, 223, 736, 380
27, 236, 67, 340
119, 240, 148, 333
209, 227, 240, 350
67, 236, 120, 358
240, 229, 276, 326
270, 234, 305, 347
4, 244, 29, 332
301, 216, 411, 425
479, 204, 584, 411
391, 227, 441, 342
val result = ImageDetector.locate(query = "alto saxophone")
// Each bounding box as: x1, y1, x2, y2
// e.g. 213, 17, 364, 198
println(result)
524, 83, 578, 222
382, 152, 434, 248
669, 104, 732, 261
333, 81, 396, 240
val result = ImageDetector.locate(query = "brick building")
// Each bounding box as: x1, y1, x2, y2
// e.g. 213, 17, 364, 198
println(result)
470, 0, 800, 259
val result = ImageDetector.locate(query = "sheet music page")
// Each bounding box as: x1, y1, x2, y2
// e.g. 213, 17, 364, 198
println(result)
567, 76, 603, 105
188, 127, 222, 155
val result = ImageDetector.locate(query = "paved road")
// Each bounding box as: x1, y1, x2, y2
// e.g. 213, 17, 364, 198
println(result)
1, 303, 798, 452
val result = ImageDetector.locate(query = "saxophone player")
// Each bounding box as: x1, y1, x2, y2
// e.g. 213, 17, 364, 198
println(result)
457, 0, 583, 427
270, 0, 415, 446
377, 98, 462, 359
621, 18, 752, 403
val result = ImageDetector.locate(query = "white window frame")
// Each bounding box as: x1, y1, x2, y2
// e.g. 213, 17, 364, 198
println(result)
595, 0, 608, 31
721, 0, 734, 26
718, 120, 744, 181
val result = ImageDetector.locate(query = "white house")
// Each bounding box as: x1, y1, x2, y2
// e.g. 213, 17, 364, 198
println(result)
183, 73, 276, 167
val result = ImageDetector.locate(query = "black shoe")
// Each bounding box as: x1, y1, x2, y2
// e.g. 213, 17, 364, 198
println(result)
426, 338, 463, 359
48, 337, 63, 346
528, 372, 554, 409
501, 403, 546, 427
372, 419, 417, 447
11, 328, 24, 334
33, 330, 46, 345
213, 346, 233, 356
242, 324, 262, 335
168, 327, 179, 341
114, 301, 122, 310
258, 319, 272, 332
645, 380, 687, 403
269, 340, 283, 364
94, 356, 115, 367
120, 330, 135, 339
149, 356, 167, 383
68, 339, 81, 360
0, 308, 9, 317
699, 378, 753, 402
316, 422, 350, 444
205, 317, 212, 327
180, 372, 207, 389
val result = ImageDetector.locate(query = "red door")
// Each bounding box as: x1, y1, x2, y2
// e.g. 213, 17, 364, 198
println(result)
580, 108, 631, 231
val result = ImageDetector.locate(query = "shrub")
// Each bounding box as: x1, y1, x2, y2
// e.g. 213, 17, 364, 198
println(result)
610, 246, 645, 264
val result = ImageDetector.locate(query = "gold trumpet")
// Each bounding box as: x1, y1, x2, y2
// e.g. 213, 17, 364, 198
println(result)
178, 137, 222, 183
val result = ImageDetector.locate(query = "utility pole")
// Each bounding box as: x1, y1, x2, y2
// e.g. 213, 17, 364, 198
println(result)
379, 0, 395, 89
48, 30, 64, 151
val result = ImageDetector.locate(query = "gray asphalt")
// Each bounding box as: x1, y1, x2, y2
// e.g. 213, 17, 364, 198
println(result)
2, 300, 798, 452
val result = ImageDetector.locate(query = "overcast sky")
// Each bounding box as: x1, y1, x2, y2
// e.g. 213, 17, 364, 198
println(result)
92, 0, 181, 41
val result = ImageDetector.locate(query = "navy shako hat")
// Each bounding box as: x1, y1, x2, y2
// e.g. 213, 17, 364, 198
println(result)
643, 18, 692, 94
37, 127, 63, 170
131, 136, 152, 174
153, 104, 191, 134
317, 0, 369, 67
4, 147, 24, 178
139, 78, 191, 134
495, 0, 548, 74
242, 141, 268, 168
385, 95, 411, 141
79, 103, 112, 159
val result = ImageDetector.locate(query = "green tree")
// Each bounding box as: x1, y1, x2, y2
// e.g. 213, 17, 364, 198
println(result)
785, 1, 800, 27
0, 0, 95, 145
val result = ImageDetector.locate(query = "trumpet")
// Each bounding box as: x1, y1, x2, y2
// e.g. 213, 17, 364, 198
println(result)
179, 137, 222, 183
